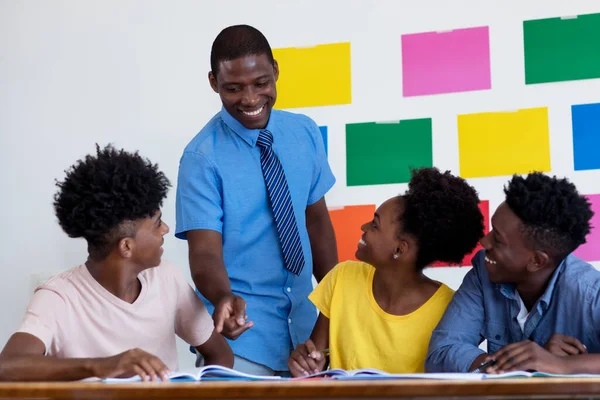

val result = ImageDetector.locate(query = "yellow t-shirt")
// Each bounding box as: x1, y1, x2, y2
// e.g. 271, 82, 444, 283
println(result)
309, 261, 454, 373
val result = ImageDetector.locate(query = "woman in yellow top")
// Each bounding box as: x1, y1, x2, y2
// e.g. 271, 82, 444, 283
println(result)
288, 167, 485, 376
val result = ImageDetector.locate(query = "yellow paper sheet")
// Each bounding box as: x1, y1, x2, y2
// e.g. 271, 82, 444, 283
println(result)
273, 42, 352, 109
458, 107, 551, 178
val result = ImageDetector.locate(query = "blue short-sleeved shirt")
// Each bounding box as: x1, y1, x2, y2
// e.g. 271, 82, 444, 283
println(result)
425, 249, 600, 373
175, 107, 336, 371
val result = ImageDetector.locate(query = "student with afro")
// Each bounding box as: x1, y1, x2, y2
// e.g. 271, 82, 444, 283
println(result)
0, 144, 233, 382
426, 172, 598, 374
287, 167, 485, 376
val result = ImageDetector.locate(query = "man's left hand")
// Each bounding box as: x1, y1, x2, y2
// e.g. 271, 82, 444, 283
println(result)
487, 340, 570, 374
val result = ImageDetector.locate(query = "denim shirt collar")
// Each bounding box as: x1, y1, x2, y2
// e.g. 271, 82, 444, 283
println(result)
498, 257, 567, 314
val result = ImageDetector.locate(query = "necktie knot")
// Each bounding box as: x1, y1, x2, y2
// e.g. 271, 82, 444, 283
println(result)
257, 130, 273, 149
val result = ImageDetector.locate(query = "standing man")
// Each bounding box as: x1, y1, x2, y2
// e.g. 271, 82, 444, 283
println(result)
175, 24, 338, 375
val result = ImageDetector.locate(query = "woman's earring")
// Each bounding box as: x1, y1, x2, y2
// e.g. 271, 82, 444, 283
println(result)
393, 254, 399, 260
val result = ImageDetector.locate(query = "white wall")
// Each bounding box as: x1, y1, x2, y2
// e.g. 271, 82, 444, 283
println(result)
2, 0, 599, 370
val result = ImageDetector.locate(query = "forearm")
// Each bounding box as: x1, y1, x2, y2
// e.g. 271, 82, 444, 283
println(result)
0, 355, 95, 382
199, 348, 234, 369
309, 314, 330, 350
189, 251, 232, 305
563, 354, 600, 374
194, 332, 234, 368
307, 217, 338, 282
425, 332, 486, 372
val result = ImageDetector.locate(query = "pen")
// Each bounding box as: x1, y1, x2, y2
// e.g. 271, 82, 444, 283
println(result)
470, 359, 496, 373
319, 348, 331, 357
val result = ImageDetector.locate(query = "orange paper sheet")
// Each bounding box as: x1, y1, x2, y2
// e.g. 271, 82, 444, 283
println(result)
329, 205, 376, 262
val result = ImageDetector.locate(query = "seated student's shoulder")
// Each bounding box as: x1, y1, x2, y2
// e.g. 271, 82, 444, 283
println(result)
434, 284, 455, 315
437, 283, 455, 301
37, 265, 91, 299
21, 266, 89, 327
330, 260, 373, 282
142, 259, 182, 281
142, 260, 195, 294
560, 253, 600, 294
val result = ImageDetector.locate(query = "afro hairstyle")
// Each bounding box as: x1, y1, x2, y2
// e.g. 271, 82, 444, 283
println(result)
504, 172, 593, 262
400, 167, 485, 269
53, 144, 171, 260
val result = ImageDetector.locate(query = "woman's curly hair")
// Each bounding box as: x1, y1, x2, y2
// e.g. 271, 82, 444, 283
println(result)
401, 167, 485, 269
53, 144, 171, 260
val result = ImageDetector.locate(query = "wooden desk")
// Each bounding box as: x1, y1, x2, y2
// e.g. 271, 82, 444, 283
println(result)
1, 378, 600, 400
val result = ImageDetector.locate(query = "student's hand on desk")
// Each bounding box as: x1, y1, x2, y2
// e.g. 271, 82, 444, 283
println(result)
213, 294, 253, 340
288, 339, 327, 377
93, 348, 170, 382
544, 333, 587, 356
486, 340, 570, 374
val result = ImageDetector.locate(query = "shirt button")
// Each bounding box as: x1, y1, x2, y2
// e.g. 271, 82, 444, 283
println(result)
288, 318, 292, 324
286, 287, 291, 293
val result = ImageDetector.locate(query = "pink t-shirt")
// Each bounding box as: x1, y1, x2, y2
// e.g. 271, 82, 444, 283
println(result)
16, 260, 214, 371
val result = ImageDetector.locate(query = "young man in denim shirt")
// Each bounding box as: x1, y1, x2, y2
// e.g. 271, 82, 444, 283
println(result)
426, 172, 599, 374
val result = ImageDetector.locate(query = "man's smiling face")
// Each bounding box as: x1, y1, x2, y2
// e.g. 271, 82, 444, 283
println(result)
209, 53, 279, 130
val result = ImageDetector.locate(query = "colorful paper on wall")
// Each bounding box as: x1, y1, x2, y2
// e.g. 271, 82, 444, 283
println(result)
401, 26, 491, 97
431, 200, 490, 267
273, 42, 351, 109
574, 195, 600, 262
329, 205, 376, 262
524, 13, 600, 84
458, 107, 551, 179
346, 119, 433, 186
319, 126, 328, 156
572, 103, 600, 171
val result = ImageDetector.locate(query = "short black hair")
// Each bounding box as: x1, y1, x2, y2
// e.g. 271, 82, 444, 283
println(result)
400, 167, 485, 269
210, 24, 274, 76
53, 144, 171, 260
504, 172, 593, 261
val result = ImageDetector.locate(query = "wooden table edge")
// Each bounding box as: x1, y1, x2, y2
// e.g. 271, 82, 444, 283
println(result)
1, 377, 600, 399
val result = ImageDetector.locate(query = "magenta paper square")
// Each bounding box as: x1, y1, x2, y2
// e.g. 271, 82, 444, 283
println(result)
574, 194, 600, 262
401, 26, 492, 97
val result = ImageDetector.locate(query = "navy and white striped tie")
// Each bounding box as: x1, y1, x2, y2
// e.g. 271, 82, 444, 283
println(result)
257, 129, 305, 276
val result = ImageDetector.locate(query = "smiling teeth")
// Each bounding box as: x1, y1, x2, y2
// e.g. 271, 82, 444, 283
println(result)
359, 239, 366, 246
485, 256, 497, 265
242, 106, 264, 116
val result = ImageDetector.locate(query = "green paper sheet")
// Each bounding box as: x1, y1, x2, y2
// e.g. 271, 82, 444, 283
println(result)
346, 119, 433, 186
524, 13, 600, 84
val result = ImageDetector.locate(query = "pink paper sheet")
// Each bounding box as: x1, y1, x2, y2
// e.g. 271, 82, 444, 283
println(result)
402, 26, 491, 97
574, 194, 600, 262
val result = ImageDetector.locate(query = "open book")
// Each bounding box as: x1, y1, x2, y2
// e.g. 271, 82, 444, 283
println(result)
483, 370, 600, 379
295, 368, 600, 381
295, 368, 482, 381
104, 365, 283, 382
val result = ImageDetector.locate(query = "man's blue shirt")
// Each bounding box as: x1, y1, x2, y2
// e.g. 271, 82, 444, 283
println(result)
175, 107, 335, 371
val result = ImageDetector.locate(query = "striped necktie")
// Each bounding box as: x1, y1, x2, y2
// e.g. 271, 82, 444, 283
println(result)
257, 129, 305, 275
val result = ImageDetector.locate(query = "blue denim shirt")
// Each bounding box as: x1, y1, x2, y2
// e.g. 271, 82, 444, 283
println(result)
175, 107, 335, 371
426, 249, 600, 372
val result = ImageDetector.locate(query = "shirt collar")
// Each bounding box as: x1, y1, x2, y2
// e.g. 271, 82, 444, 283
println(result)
220, 106, 277, 147
536, 258, 566, 309
498, 257, 566, 312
